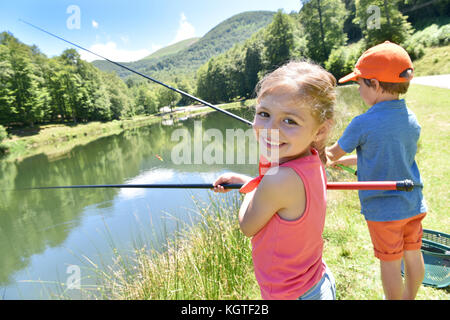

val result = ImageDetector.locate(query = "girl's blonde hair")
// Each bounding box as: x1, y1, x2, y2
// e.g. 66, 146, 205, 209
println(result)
255, 60, 337, 163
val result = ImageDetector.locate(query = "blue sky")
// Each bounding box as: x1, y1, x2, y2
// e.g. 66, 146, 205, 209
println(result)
0, 0, 301, 62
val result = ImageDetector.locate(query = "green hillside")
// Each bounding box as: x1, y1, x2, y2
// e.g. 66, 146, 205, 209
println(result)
142, 37, 200, 60
92, 11, 275, 83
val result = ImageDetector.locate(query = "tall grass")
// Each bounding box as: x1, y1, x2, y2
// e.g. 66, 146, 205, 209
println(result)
90, 193, 259, 300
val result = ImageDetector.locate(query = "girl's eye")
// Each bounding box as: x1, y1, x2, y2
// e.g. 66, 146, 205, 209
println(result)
257, 111, 269, 118
283, 118, 297, 125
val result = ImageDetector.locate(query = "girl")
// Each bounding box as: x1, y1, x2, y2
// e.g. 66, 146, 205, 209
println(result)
213, 61, 337, 300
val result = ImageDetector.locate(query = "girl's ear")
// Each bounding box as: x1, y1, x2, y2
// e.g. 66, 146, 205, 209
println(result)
312, 119, 334, 164
314, 119, 333, 142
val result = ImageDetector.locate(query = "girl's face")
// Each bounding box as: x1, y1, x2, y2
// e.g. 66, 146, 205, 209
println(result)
253, 89, 322, 164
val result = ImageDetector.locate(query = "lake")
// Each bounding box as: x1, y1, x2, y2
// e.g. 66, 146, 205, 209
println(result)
0, 107, 258, 299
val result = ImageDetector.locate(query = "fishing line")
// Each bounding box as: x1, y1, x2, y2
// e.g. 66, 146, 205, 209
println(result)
19, 19, 253, 126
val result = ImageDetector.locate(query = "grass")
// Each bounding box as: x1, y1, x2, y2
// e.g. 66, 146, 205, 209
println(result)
413, 45, 450, 76
82, 194, 259, 300
77, 84, 448, 300
1, 115, 162, 161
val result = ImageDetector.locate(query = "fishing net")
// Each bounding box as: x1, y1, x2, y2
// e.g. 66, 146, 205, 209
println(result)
401, 229, 450, 288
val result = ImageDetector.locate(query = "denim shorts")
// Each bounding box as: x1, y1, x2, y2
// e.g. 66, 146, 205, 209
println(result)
298, 266, 336, 300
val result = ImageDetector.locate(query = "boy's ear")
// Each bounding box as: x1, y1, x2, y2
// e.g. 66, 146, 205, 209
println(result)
370, 79, 381, 91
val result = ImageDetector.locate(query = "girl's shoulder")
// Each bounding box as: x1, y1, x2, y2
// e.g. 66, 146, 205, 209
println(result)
260, 166, 307, 221
260, 166, 305, 199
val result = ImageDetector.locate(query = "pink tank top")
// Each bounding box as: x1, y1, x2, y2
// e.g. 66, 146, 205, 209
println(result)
247, 149, 327, 300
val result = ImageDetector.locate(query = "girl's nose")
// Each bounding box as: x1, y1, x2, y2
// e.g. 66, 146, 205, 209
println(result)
265, 118, 279, 130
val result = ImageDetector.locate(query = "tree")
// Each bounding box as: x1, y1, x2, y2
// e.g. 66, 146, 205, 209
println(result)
398, 0, 450, 28
243, 39, 263, 97
0, 44, 15, 125
0, 125, 7, 142
196, 58, 230, 103
299, 0, 348, 65
354, 0, 413, 48
157, 82, 180, 111
0, 125, 7, 155
342, 0, 363, 42
174, 78, 196, 106
263, 10, 295, 69
102, 72, 134, 119
134, 84, 158, 115
5, 34, 47, 126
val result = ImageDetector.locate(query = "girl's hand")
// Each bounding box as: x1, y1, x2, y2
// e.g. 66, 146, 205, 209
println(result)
212, 173, 252, 193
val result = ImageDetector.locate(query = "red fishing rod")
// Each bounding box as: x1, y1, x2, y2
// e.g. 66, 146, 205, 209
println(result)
22, 180, 422, 192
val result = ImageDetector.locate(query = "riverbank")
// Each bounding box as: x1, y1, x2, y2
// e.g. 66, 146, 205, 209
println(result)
74, 84, 449, 300
0, 99, 256, 162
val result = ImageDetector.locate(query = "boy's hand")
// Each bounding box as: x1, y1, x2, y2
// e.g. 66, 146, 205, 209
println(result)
212, 173, 252, 193
326, 155, 358, 170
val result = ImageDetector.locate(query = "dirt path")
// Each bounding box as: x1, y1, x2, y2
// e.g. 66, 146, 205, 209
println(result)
411, 74, 450, 89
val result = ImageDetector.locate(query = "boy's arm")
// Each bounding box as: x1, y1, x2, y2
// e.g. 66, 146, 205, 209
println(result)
333, 155, 357, 167
326, 142, 347, 163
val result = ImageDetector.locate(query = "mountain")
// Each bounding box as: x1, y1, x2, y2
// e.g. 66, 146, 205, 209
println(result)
92, 11, 275, 83
142, 37, 200, 61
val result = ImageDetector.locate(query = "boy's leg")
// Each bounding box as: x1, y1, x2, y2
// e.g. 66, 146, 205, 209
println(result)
401, 213, 426, 299
402, 249, 425, 300
366, 219, 405, 300
380, 259, 404, 300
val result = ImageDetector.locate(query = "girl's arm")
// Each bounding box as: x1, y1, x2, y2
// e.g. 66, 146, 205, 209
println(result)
212, 172, 253, 193
238, 167, 304, 237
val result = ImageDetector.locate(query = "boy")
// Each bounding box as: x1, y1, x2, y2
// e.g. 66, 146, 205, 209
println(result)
326, 41, 427, 300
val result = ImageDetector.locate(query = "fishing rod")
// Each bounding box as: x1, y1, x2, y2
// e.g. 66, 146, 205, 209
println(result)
21, 180, 422, 192
19, 19, 253, 126
19, 19, 388, 189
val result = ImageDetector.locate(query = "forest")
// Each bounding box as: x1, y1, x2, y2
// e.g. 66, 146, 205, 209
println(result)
0, 0, 448, 135
196, 0, 449, 103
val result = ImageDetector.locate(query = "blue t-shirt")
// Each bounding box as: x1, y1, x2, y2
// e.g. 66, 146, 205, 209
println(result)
338, 99, 427, 222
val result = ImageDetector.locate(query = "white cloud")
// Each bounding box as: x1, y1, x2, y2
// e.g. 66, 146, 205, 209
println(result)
79, 41, 151, 62
171, 13, 196, 44
80, 13, 195, 63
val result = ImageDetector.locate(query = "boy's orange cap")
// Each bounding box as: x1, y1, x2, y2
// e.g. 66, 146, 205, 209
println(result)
339, 41, 414, 84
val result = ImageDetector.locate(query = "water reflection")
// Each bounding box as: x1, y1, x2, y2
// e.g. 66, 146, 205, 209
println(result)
0, 108, 257, 298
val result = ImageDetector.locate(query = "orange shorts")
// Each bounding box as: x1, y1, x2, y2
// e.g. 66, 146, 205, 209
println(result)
366, 213, 427, 261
